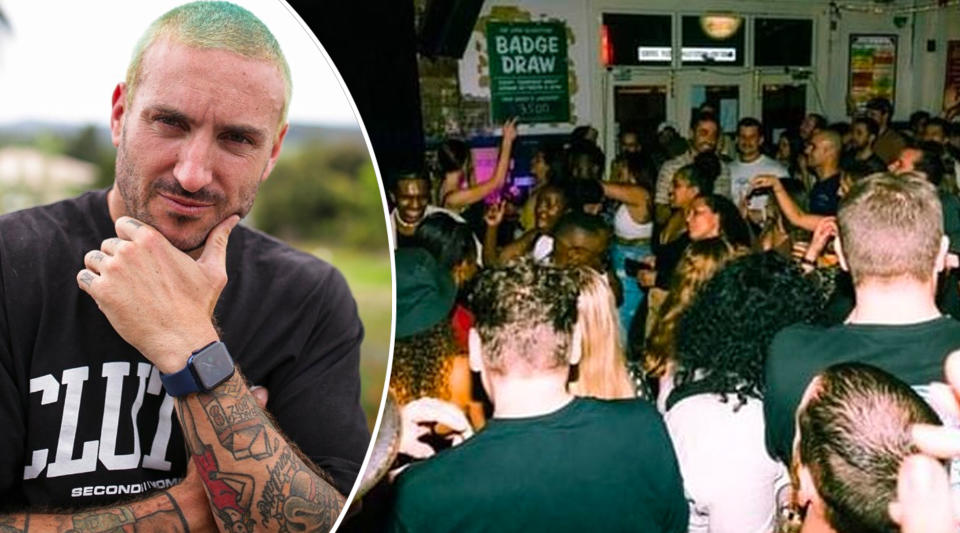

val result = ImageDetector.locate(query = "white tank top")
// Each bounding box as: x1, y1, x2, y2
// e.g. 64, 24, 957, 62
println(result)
614, 204, 653, 240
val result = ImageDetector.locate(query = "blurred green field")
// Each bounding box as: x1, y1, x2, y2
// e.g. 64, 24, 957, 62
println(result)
298, 242, 392, 431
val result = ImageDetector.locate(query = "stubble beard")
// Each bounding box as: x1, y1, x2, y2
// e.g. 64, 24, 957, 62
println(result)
114, 133, 262, 253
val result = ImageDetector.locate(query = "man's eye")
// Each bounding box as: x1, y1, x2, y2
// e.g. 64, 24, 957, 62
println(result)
156, 116, 183, 128
222, 133, 253, 145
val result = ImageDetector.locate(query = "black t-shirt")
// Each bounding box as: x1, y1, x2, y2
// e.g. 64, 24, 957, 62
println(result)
0, 189, 369, 508
808, 174, 841, 216
389, 397, 689, 533
764, 317, 960, 464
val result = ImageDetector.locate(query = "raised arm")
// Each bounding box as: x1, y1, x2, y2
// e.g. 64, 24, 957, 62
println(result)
602, 181, 651, 207
750, 175, 824, 232
76, 216, 347, 532
443, 118, 518, 210
483, 202, 505, 267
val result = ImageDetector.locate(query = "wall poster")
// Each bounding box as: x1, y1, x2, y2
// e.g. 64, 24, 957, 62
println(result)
847, 34, 897, 115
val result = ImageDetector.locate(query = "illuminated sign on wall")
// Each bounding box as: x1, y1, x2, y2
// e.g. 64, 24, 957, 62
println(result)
637, 47, 737, 63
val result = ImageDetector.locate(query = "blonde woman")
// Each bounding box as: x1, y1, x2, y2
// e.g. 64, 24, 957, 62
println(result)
568, 267, 636, 399
643, 238, 744, 411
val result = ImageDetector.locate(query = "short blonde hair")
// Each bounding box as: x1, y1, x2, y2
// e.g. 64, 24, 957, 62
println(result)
838, 172, 942, 285
125, 1, 292, 128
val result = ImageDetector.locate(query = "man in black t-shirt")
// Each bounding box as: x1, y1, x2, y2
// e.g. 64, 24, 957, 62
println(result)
841, 116, 887, 174
0, 3, 368, 531
390, 259, 688, 532
805, 129, 843, 216
765, 173, 960, 465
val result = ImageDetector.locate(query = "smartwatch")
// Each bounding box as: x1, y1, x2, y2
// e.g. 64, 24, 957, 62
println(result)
159, 341, 235, 397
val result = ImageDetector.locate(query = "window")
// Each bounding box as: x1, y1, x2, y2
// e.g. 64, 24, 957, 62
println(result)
602, 14, 672, 66
681, 15, 744, 66
754, 18, 813, 66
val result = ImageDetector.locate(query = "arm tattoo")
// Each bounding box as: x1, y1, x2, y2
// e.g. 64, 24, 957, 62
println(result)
70, 507, 137, 531
200, 379, 273, 461
257, 447, 344, 532
177, 373, 346, 533
164, 492, 189, 533
178, 401, 256, 533
0, 515, 25, 533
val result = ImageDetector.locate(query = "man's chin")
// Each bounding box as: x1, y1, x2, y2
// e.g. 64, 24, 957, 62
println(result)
153, 218, 213, 253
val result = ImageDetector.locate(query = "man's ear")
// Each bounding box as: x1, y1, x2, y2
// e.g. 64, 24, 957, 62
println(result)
110, 83, 128, 148
468, 328, 483, 372
834, 233, 850, 273
261, 123, 289, 182
568, 323, 583, 366
935, 235, 950, 275
796, 463, 822, 515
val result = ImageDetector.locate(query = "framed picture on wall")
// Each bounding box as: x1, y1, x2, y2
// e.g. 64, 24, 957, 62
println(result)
847, 34, 897, 115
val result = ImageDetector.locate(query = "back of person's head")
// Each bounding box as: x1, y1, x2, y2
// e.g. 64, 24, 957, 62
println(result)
910, 110, 931, 127
695, 194, 753, 248
392, 247, 458, 403
570, 267, 634, 400
413, 212, 478, 271
438, 139, 471, 173
391, 321, 457, 405
127, 1, 291, 127
566, 178, 605, 212
469, 259, 580, 375
674, 251, 820, 405
678, 151, 722, 194
838, 172, 943, 285
621, 151, 654, 191
643, 238, 742, 377
796, 362, 941, 533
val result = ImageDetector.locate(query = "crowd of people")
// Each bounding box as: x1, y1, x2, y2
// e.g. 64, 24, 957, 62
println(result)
357, 97, 960, 532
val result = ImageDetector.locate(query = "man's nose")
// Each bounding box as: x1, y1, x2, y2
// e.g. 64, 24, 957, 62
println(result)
173, 135, 214, 192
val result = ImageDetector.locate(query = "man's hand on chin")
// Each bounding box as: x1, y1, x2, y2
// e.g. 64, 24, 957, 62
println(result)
77, 214, 240, 373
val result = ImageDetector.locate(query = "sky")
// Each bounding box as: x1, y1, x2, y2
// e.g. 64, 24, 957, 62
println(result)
0, 0, 360, 127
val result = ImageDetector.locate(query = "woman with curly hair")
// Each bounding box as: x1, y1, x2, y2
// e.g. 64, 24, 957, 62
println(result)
663, 251, 821, 533
568, 268, 636, 400
390, 248, 484, 428
642, 237, 744, 408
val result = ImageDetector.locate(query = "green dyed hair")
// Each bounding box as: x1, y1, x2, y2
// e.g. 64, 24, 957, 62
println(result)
125, 1, 292, 129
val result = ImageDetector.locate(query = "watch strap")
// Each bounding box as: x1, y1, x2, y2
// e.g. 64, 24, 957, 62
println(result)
159, 361, 201, 397
160, 341, 223, 397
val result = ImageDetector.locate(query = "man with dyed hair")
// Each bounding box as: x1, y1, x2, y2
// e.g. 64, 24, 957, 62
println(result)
0, 2, 368, 531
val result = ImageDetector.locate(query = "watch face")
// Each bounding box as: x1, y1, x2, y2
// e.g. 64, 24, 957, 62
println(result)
193, 343, 235, 389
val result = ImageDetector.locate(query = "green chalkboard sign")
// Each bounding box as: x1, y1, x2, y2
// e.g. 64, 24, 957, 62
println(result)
487, 22, 569, 124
